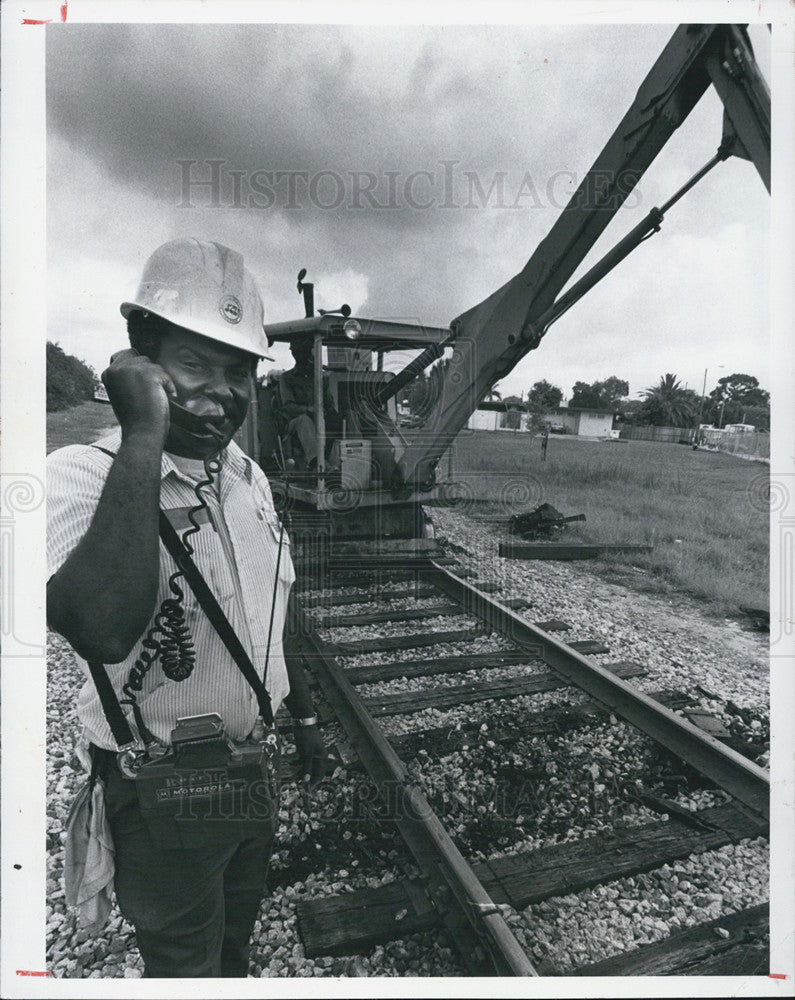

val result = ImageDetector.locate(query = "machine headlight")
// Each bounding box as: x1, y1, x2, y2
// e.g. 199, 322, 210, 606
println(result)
343, 319, 362, 340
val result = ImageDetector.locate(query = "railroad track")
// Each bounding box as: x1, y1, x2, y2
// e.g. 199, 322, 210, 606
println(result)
280, 545, 769, 977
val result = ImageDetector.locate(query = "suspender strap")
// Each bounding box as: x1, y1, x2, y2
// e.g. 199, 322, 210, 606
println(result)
157, 511, 275, 727
86, 659, 137, 749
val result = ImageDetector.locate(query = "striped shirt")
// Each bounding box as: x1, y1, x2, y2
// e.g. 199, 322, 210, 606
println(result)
47, 429, 295, 750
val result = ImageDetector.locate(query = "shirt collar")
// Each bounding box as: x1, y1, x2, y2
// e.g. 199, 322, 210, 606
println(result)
95, 428, 253, 486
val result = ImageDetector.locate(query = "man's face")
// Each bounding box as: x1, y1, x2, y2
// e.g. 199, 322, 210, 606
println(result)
156, 327, 255, 458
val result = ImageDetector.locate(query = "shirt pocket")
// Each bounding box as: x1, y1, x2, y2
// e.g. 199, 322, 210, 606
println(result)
263, 512, 290, 545
263, 513, 295, 586
165, 518, 237, 605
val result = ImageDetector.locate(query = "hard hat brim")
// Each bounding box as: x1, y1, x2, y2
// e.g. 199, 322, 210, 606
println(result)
120, 301, 274, 361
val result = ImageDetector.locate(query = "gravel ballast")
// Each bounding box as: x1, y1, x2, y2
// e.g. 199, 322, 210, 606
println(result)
46, 505, 769, 977
429, 507, 769, 717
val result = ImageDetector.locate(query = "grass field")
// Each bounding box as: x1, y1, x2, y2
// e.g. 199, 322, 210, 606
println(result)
47, 405, 768, 615
46, 400, 117, 455
440, 430, 769, 615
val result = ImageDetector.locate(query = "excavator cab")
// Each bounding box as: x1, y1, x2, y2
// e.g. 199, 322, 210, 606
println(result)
237, 307, 453, 542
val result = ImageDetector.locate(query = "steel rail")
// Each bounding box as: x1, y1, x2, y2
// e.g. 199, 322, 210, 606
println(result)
427, 562, 769, 820
288, 599, 538, 977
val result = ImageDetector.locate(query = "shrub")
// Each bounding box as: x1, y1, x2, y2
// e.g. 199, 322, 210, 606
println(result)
46, 341, 98, 411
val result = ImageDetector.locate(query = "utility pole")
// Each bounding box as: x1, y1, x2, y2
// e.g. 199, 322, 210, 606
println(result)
694, 367, 708, 444
696, 365, 724, 439
697, 367, 707, 422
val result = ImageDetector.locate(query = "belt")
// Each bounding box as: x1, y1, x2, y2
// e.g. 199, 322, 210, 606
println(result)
89, 735, 273, 779
89, 744, 131, 779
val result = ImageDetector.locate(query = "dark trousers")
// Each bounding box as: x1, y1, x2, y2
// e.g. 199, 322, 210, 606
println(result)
99, 753, 275, 978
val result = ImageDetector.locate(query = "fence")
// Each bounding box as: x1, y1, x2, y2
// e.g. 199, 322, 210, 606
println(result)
698, 428, 770, 462
618, 425, 691, 443
618, 424, 770, 461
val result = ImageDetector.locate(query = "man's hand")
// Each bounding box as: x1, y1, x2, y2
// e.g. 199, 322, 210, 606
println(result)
102, 348, 175, 444
293, 725, 334, 786
47, 349, 171, 662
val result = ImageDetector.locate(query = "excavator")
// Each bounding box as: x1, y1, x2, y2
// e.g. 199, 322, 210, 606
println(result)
238, 23, 770, 547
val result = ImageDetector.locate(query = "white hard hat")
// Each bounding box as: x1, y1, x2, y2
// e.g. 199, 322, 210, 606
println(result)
121, 238, 273, 359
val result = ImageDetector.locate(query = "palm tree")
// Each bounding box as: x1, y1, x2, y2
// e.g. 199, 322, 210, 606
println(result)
484, 385, 502, 402
640, 373, 698, 426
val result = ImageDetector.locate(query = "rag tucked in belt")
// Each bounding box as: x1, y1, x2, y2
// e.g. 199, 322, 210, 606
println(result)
63, 755, 115, 935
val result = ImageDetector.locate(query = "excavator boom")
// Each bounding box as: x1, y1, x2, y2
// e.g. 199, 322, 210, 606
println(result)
395, 23, 770, 490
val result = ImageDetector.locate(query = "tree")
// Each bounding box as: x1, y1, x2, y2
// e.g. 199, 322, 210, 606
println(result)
597, 376, 630, 409
569, 381, 601, 408
501, 394, 524, 430
46, 341, 98, 411
398, 365, 449, 422
569, 376, 629, 410
738, 404, 770, 432
639, 373, 700, 426
706, 373, 770, 428
406, 371, 432, 414
616, 399, 644, 425
484, 384, 502, 402
526, 379, 563, 414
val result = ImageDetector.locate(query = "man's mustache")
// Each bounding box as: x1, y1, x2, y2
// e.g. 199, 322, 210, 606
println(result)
170, 396, 248, 437
194, 398, 247, 426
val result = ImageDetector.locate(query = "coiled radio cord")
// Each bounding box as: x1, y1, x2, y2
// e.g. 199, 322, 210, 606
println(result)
121, 454, 221, 745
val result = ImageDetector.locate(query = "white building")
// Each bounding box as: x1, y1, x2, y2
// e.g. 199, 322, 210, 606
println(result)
546, 407, 617, 438
466, 403, 617, 437
467, 407, 502, 431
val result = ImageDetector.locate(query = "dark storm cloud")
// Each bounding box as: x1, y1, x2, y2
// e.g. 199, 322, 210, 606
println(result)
47, 22, 673, 228
46, 21, 770, 397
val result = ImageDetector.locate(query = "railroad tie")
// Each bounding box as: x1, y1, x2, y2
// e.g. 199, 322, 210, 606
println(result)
329, 628, 488, 657
315, 602, 461, 629
363, 661, 646, 718
385, 690, 690, 759
533, 620, 570, 632
300, 586, 438, 610
294, 804, 767, 958
344, 650, 533, 685
567, 639, 611, 655
567, 902, 769, 977
499, 542, 653, 560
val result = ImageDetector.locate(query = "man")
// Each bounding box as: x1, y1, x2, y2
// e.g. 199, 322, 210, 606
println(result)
277, 338, 341, 469
47, 237, 327, 978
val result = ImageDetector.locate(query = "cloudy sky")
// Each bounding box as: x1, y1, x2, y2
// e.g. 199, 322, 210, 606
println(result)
46, 19, 771, 403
